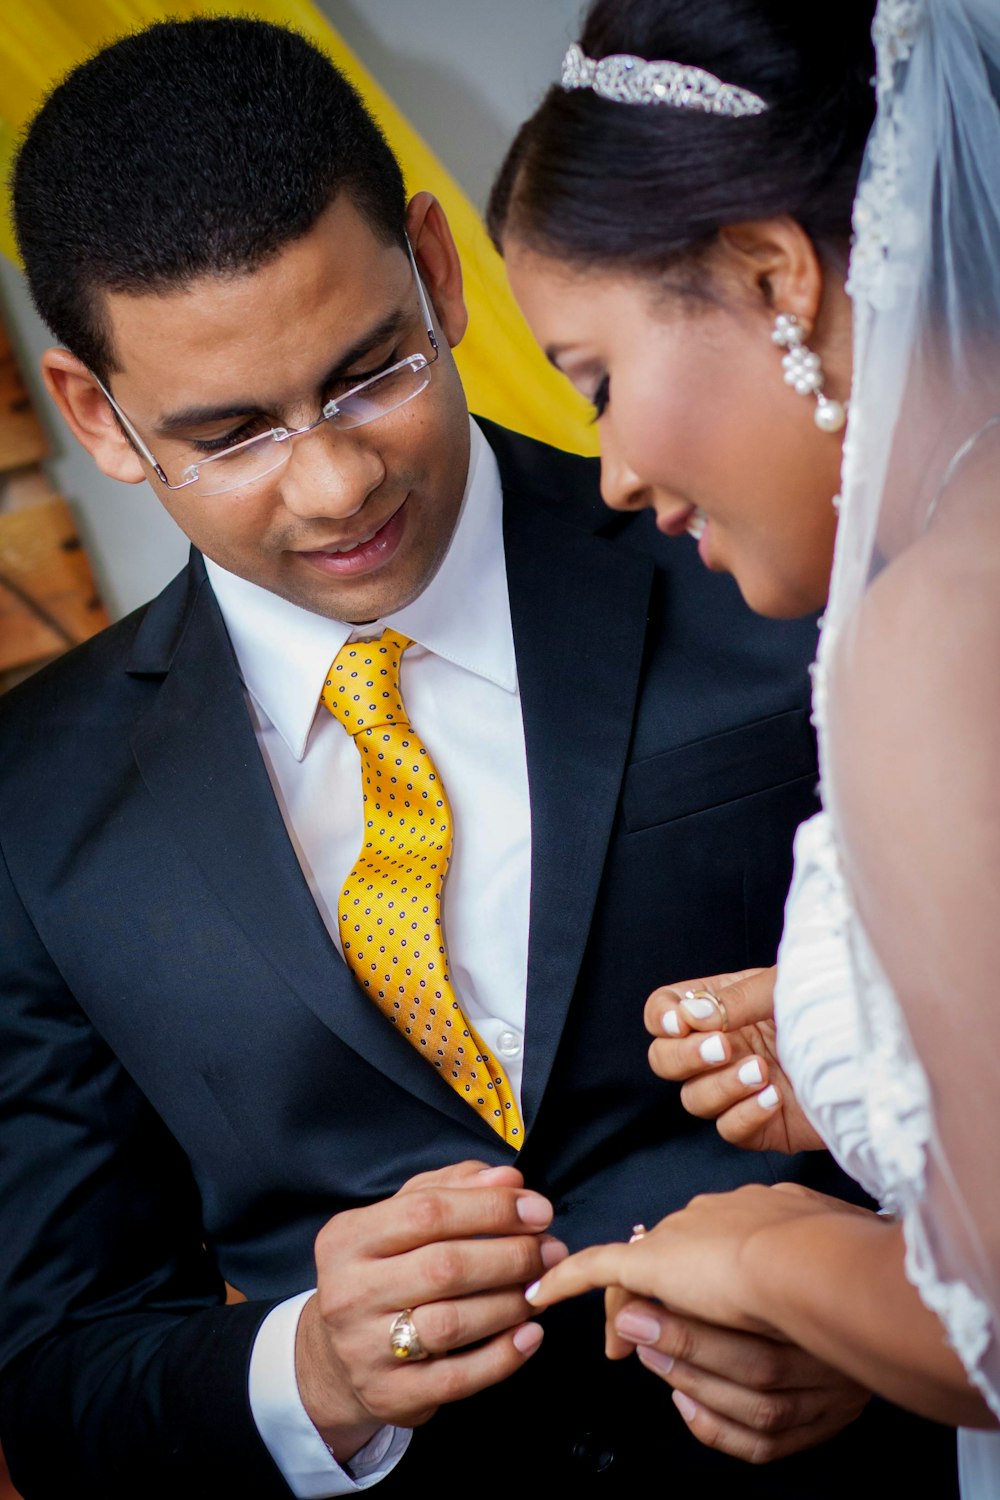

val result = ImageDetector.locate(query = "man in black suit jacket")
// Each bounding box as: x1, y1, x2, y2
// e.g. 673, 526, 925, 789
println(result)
0, 17, 956, 1498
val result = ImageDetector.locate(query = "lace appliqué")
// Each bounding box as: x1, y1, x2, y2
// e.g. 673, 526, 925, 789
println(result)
815, 0, 934, 1206
789, 784, 996, 1398
902, 1208, 997, 1423
847, 0, 926, 311
812, 624, 996, 1408
843, 893, 931, 1205
813, 595, 996, 1396
873, 0, 925, 94
904, 1239, 994, 1387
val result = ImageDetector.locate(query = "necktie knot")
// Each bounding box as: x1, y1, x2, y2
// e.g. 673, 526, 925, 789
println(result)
321, 627, 413, 737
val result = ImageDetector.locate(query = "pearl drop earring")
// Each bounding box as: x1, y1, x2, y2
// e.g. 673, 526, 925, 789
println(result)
771, 312, 846, 433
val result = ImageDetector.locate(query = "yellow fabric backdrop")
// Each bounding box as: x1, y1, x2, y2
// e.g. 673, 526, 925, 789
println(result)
0, 0, 596, 455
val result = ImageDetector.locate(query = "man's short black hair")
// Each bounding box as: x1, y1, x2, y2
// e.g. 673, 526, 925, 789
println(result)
11, 17, 408, 380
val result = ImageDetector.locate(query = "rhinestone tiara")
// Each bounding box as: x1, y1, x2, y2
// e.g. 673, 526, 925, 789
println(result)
560, 42, 769, 118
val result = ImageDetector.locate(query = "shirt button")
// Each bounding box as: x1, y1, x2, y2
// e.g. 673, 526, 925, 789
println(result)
496, 1028, 522, 1059
571, 1432, 615, 1473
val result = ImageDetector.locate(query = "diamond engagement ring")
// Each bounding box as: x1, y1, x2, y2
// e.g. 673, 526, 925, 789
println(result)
388, 1309, 428, 1361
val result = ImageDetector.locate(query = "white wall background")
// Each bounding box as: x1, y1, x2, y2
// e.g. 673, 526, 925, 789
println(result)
0, 0, 586, 620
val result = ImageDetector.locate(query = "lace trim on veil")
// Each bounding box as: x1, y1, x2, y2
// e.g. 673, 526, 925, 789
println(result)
811, 0, 998, 1415
847, 0, 924, 310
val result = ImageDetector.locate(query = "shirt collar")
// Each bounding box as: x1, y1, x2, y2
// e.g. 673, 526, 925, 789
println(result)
205, 418, 514, 762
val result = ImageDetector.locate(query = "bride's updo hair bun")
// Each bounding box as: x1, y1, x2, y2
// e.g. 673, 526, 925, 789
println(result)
487, 0, 877, 278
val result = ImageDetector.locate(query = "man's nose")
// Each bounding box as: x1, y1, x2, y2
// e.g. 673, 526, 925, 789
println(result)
278, 423, 385, 519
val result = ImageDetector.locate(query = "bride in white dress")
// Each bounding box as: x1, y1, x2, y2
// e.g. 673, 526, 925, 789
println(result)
491, 0, 1000, 1491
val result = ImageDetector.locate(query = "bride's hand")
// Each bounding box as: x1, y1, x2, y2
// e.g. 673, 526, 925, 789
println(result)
526, 1183, 868, 1334
645, 967, 826, 1154
601, 1295, 870, 1463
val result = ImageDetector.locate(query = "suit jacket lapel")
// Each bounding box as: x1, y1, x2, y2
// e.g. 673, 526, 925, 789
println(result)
128, 556, 498, 1141
127, 418, 655, 1146
496, 446, 654, 1130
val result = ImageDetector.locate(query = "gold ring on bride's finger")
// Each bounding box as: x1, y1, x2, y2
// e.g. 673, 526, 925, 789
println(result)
684, 988, 730, 1032
389, 1309, 429, 1361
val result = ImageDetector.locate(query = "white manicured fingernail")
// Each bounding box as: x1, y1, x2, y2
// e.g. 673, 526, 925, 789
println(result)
662, 1009, 681, 1036
738, 1058, 764, 1087
681, 995, 717, 1021
524, 1279, 542, 1302
757, 1084, 780, 1110
698, 1034, 726, 1065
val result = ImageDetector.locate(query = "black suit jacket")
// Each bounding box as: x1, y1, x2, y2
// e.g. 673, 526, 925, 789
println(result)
0, 422, 955, 1495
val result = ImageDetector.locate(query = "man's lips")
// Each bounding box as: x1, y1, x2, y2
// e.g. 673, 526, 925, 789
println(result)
294, 500, 407, 578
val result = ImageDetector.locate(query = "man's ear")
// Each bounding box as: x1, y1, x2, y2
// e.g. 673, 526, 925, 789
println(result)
405, 192, 469, 350
41, 349, 147, 484
717, 216, 826, 337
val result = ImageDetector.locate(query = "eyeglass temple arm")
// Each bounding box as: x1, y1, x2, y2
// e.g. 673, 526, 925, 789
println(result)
93, 374, 172, 485
405, 234, 439, 358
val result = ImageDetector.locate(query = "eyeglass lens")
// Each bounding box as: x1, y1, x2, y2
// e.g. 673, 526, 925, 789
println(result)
184, 354, 433, 497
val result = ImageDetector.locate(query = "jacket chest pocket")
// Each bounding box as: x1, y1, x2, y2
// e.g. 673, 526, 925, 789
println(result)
623, 709, 817, 832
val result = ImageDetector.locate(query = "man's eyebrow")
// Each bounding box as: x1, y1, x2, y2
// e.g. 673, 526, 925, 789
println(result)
154, 307, 411, 434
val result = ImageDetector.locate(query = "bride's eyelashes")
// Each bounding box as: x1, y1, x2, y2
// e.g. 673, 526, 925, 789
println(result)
589, 373, 610, 422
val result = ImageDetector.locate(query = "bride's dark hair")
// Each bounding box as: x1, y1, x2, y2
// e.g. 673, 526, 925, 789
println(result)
487, 0, 877, 278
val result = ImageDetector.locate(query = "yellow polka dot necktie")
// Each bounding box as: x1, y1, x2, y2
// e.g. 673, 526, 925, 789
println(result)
320, 628, 523, 1146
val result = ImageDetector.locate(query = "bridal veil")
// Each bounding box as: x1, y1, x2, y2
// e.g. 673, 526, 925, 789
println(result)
819, 0, 1000, 1419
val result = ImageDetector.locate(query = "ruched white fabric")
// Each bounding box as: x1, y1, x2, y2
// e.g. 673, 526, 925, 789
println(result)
774, 813, 883, 1204
776, 809, 1000, 1495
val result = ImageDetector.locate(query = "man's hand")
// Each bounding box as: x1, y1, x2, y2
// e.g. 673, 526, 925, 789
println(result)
296, 1160, 565, 1461
606, 1296, 870, 1463
645, 967, 825, 1154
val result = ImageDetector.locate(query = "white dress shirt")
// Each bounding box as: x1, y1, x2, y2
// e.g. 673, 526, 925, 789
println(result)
204, 420, 531, 1495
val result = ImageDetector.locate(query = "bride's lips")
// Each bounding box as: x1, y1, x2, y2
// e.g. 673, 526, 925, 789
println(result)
295, 499, 407, 577
656, 503, 697, 538
655, 503, 707, 540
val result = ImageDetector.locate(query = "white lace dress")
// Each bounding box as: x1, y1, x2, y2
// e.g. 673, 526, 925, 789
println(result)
775, 802, 1000, 1496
